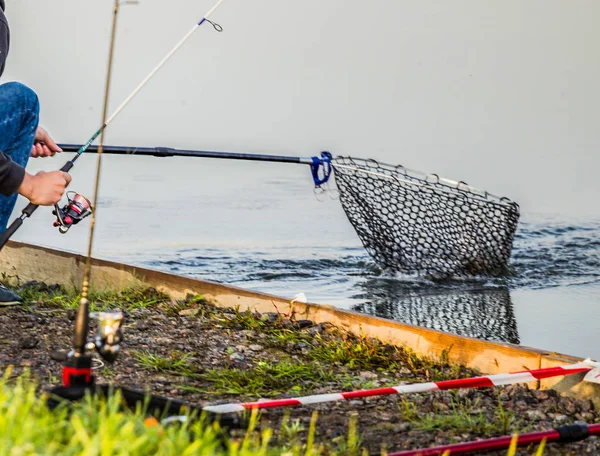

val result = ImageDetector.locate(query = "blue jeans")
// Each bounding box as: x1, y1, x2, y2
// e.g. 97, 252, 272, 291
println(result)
0, 82, 39, 229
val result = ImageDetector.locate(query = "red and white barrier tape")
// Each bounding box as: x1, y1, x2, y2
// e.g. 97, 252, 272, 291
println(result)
203, 359, 598, 414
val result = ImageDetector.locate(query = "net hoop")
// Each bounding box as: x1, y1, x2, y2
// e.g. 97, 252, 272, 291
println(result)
332, 158, 518, 210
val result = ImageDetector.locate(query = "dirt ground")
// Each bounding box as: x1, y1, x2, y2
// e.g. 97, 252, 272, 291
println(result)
1, 281, 599, 455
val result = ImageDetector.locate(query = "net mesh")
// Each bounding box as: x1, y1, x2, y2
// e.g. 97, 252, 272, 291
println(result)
332, 157, 520, 278
352, 287, 519, 344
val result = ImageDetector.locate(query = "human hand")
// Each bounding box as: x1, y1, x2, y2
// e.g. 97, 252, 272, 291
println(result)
31, 127, 63, 158
18, 171, 72, 206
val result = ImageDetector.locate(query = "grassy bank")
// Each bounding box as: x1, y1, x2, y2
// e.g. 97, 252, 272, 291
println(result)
0, 282, 596, 455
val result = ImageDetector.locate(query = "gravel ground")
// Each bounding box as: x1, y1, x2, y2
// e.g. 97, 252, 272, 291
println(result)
1, 282, 598, 455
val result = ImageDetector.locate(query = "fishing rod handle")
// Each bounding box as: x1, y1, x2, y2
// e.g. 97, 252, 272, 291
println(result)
0, 217, 23, 250
20, 160, 74, 219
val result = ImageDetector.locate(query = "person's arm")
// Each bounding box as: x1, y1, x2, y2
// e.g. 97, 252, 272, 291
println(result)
0, 153, 25, 197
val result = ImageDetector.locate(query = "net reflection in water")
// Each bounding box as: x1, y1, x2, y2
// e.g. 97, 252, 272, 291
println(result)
352, 282, 519, 344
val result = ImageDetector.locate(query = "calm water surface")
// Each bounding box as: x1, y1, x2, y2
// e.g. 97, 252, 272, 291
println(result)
9, 154, 600, 360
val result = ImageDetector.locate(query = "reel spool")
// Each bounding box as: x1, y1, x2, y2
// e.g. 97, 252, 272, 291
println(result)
53, 192, 93, 234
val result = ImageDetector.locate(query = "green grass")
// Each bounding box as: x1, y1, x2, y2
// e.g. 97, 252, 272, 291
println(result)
134, 351, 200, 378
0, 370, 227, 455
397, 393, 519, 437
16, 282, 170, 312
217, 308, 469, 382
163, 295, 215, 318
218, 308, 273, 332
308, 333, 401, 371
201, 360, 336, 396
0, 370, 369, 455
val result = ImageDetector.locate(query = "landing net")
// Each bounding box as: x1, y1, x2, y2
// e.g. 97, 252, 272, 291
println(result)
331, 157, 520, 278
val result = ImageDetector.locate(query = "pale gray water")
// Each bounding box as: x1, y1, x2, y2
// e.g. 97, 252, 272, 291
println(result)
2, 1, 600, 358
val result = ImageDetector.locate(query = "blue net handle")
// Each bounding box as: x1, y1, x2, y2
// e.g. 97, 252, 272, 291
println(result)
310, 152, 333, 187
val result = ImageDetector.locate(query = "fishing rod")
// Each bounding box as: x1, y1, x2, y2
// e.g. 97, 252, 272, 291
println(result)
0, 0, 228, 251
391, 423, 600, 456
59, 143, 319, 164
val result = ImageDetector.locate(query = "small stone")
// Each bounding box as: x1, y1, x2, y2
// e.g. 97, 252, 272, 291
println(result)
581, 412, 595, 422
295, 320, 313, 329
542, 399, 556, 407
526, 410, 547, 421
248, 344, 264, 352
349, 400, 364, 406
19, 338, 39, 349
499, 393, 510, 401
434, 402, 449, 412
262, 313, 279, 323
229, 352, 245, 361
393, 423, 411, 432
578, 400, 593, 413
457, 389, 471, 399
516, 394, 537, 405
558, 399, 577, 414
378, 412, 393, 421
550, 414, 569, 424
359, 371, 378, 380
234, 345, 248, 353
307, 327, 323, 337
178, 308, 199, 317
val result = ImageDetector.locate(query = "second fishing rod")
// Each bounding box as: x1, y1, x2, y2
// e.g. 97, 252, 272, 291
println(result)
0, 0, 229, 251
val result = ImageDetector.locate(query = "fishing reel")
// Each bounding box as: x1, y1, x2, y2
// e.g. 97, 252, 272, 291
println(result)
52, 192, 93, 234
88, 311, 124, 364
